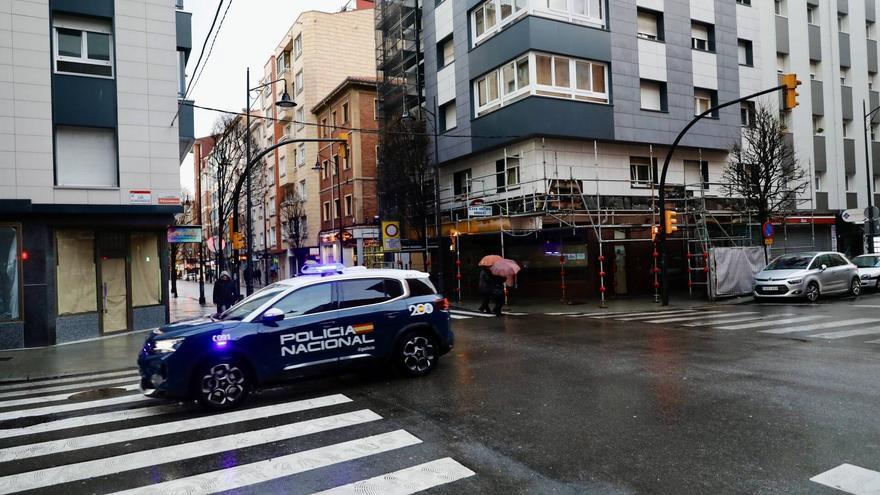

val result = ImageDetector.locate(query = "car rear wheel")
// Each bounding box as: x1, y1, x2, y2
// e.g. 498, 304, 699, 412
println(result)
875, 278, 880, 290
849, 277, 862, 297
395, 330, 438, 377
805, 282, 820, 303
194, 360, 250, 410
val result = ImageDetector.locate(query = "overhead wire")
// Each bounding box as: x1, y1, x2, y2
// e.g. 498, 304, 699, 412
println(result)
182, 0, 224, 100
186, 0, 233, 101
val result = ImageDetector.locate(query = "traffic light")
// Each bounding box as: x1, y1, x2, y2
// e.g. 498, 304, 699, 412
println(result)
231, 232, 245, 250
781, 73, 801, 110
338, 132, 349, 158
664, 211, 678, 235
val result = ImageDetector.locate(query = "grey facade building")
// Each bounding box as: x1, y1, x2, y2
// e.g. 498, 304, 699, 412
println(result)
0, 0, 194, 349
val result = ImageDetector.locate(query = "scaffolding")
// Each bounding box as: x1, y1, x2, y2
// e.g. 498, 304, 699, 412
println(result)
440, 141, 824, 301
374, 0, 422, 123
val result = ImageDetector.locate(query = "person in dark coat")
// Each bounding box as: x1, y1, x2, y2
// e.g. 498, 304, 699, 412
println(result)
490, 274, 506, 317
213, 271, 236, 315
478, 267, 493, 313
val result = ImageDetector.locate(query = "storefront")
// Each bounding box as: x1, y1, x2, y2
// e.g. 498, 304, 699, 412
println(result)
0, 204, 174, 349
318, 226, 380, 267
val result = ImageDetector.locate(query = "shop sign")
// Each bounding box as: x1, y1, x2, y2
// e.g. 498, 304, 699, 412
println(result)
468, 205, 493, 217
129, 190, 152, 204
158, 196, 180, 205
168, 226, 202, 244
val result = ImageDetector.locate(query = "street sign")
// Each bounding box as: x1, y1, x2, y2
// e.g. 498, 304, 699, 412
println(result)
842, 209, 866, 223
468, 205, 493, 217
762, 222, 774, 239
764, 237, 774, 246
381, 221, 401, 252
167, 226, 202, 243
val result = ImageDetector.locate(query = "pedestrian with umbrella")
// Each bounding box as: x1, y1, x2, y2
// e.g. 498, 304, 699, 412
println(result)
478, 255, 503, 313
489, 258, 521, 316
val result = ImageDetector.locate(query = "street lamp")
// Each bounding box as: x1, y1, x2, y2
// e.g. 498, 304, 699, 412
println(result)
313, 154, 345, 264
863, 100, 880, 254
245, 67, 296, 296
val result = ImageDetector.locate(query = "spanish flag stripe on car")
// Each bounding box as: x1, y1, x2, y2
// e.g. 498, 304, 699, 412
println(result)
352, 323, 374, 334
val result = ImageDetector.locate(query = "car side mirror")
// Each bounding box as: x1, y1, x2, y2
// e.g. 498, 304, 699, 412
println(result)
262, 308, 284, 324
820, 264, 828, 271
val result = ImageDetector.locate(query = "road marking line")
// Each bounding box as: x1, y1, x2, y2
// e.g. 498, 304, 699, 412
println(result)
810, 463, 880, 494
0, 402, 183, 440
853, 305, 880, 309
503, 312, 529, 316
615, 310, 702, 321
0, 377, 136, 400
760, 318, 879, 335
547, 312, 584, 316
0, 370, 138, 392
0, 384, 139, 409
715, 315, 826, 330
449, 309, 493, 318
313, 457, 476, 495
684, 314, 795, 327
109, 430, 422, 495
645, 311, 729, 323
450, 315, 470, 320
0, 409, 382, 494
0, 394, 352, 462
0, 394, 154, 422
866, 339, 880, 344
586, 310, 698, 320
809, 326, 880, 339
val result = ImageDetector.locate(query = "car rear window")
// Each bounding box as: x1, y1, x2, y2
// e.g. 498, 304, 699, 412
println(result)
407, 278, 437, 296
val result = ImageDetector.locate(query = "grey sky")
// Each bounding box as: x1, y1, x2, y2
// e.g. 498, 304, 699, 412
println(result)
180, 0, 351, 192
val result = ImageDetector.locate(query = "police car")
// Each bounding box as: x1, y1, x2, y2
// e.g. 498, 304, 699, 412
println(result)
138, 268, 453, 410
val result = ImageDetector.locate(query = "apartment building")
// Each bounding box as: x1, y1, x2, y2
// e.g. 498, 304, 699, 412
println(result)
0, 0, 193, 349
313, 77, 381, 266
256, 5, 376, 276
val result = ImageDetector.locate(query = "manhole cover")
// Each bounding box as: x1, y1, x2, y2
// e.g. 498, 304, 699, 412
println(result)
68, 387, 130, 401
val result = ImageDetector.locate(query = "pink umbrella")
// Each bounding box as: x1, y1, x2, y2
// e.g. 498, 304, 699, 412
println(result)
490, 259, 520, 285
479, 255, 503, 267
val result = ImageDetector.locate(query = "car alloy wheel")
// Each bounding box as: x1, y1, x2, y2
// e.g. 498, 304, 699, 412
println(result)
850, 278, 861, 297
805, 282, 820, 303
198, 362, 248, 410
398, 332, 437, 377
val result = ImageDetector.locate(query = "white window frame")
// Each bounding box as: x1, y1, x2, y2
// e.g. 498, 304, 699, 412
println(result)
474, 52, 609, 117
296, 143, 305, 166
344, 194, 353, 217
504, 154, 521, 190
295, 108, 305, 130
294, 34, 303, 59
472, 0, 603, 47
694, 88, 713, 116
472, 0, 528, 46
299, 179, 307, 200
629, 157, 654, 189
52, 17, 114, 79
295, 70, 304, 95
532, 0, 605, 33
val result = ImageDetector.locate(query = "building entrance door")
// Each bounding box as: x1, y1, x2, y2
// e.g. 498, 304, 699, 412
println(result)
100, 256, 129, 333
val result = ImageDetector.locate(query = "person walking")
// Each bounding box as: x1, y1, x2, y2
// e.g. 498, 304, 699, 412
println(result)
212, 271, 236, 315
478, 266, 493, 313
490, 273, 506, 317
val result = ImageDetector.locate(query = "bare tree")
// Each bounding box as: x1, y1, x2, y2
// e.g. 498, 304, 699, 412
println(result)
377, 117, 433, 243
279, 187, 308, 273
722, 104, 808, 253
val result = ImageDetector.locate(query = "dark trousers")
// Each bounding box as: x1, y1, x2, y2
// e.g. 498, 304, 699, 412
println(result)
478, 292, 492, 312
216, 304, 230, 315
491, 292, 504, 315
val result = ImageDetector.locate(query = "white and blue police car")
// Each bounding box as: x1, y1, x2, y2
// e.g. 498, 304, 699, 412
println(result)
138, 267, 453, 410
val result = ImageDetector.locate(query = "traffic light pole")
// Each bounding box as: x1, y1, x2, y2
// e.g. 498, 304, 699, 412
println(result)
863, 100, 880, 254
658, 83, 789, 306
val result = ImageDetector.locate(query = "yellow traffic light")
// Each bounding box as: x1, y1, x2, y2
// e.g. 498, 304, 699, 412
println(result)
231, 232, 245, 250
781, 73, 801, 110
664, 211, 678, 235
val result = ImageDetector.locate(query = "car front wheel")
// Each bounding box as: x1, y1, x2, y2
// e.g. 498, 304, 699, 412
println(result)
805, 282, 820, 303
194, 360, 250, 410
849, 277, 862, 297
395, 330, 438, 377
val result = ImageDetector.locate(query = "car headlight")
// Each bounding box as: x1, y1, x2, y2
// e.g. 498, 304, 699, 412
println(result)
152, 337, 185, 354
786, 279, 803, 285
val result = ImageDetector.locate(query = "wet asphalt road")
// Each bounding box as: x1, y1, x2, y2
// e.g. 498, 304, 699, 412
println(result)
2, 294, 880, 493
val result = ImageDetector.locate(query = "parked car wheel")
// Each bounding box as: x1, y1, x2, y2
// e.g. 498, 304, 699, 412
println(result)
875, 278, 880, 290
849, 277, 862, 297
194, 360, 251, 410
805, 282, 821, 303
395, 330, 438, 377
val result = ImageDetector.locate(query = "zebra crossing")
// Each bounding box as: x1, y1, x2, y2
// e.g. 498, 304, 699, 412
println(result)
573, 308, 880, 345
0, 369, 475, 494
449, 309, 529, 320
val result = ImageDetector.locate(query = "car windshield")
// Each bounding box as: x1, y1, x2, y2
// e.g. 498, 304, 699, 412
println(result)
765, 254, 813, 270
854, 256, 880, 268
219, 284, 287, 321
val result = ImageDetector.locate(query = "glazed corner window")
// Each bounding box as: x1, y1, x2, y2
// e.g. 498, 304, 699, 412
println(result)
53, 16, 113, 78
0, 226, 21, 321
472, 0, 527, 44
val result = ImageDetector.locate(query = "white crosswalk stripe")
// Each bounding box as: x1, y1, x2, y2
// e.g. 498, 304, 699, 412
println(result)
759, 318, 878, 335
644, 311, 729, 323
0, 369, 138, 392
589, 309, 699, 320
0, 373, 474, 495
0, 383, 139, 409
714, 315, 827, 330
809, 326, 880, 339
0, 376, 136, 400
810, 463, 880, 494
683, 314, 794, 327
